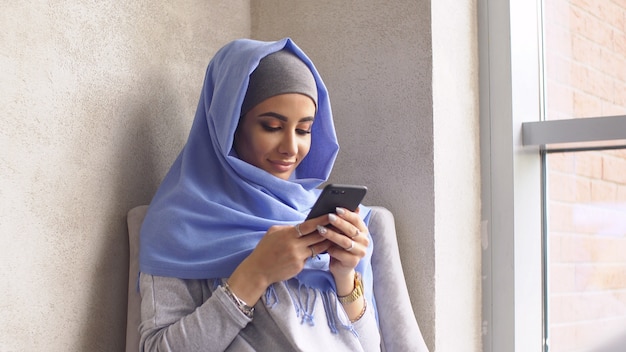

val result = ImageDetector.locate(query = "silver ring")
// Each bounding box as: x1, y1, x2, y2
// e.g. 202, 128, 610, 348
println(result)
295, 223, 304, 237
345, 240, 355, 252
352, 229, 361, 238
309, 246, 316, 258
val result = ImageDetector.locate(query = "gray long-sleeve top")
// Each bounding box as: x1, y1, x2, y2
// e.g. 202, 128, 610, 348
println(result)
139, 273, 382, 351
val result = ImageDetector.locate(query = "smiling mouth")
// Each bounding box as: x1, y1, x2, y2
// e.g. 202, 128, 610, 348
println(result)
269, 160, 296, 171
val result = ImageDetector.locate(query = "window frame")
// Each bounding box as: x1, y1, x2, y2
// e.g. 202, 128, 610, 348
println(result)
479, 0, 544, 350
522, 115, 626, 150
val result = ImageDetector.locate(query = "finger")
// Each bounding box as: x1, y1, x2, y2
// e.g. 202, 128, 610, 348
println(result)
296, 227, 330, 249
335, 208, 367, 230
344, 239, 356, 252
294, 223, 305, 237
326, 244, 363, 267
307, 241, 332, 259
294, 215, 331, 238
270, 224, 327, 248
317, 225, 368, 254
328, 212, 366, 238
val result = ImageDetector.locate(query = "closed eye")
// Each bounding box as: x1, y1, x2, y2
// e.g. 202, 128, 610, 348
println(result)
261, 124, 281, 132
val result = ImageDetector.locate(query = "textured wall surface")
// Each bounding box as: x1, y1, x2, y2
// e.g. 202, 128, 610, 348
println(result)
252, 1, 480, 350
0, 1, 249, 350
432, 0, 481, 351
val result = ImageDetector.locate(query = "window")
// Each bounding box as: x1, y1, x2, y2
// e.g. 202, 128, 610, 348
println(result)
540, 0, 626, 350
480, 0, 626, 351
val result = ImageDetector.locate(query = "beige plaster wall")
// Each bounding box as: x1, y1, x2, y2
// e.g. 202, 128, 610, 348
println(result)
432, 0, 481, 350
0, 1, 249, 350
252, 1, 481, 351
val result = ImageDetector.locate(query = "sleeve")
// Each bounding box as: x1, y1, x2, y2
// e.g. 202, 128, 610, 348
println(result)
352, 299, 383, 352
139, 273, 251, 352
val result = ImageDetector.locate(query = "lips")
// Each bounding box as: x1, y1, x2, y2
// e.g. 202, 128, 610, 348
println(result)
269, 160, 296, 172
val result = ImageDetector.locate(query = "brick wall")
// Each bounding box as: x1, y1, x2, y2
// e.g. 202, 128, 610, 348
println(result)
544, 0, 626, 350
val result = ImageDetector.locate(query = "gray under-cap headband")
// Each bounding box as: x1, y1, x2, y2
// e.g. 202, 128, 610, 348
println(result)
241, 50, 318, 116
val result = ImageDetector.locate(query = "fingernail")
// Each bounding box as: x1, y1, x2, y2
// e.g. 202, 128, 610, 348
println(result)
317, 225, 327, 235
328, 213, 337, 222
335, 207, 346, 215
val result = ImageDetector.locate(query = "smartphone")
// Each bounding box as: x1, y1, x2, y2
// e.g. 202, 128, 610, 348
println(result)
305, 184, 368, 219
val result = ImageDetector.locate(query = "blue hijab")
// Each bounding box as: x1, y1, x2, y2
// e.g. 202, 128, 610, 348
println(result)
138, 38, 375, 326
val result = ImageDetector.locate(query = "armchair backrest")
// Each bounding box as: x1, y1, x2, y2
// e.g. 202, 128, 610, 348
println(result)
368, 206, 428, 351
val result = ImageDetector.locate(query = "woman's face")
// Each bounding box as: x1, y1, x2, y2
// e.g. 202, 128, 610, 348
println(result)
234, 93, 316, 180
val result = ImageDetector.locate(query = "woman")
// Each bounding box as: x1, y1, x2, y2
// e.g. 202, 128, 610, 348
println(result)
138, 38, 380, 351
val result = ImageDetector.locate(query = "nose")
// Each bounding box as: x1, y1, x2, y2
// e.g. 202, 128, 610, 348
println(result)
278, 130, 297, 156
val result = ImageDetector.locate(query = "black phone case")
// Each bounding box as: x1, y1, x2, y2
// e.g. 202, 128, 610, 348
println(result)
305, 184, 367, 219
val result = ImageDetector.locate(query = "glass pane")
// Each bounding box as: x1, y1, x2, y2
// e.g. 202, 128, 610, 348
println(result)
543, 1, 626, 349
546, 149, 626, 351
543, 0, 626, 120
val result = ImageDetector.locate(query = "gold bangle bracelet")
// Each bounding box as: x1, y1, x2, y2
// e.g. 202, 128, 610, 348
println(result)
350, 299, 367, 323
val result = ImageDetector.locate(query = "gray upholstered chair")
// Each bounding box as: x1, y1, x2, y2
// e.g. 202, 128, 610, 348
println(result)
125, 205, 428, 351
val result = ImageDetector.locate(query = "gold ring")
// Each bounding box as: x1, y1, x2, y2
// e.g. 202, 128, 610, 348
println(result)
295, 223, 304, 237
309, 246, 316, 258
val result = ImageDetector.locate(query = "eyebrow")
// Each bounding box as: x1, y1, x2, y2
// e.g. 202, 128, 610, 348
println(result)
258, 112, 315, 123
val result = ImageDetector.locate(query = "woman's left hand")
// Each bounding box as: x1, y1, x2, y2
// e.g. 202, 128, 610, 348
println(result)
315, 207, 369, 295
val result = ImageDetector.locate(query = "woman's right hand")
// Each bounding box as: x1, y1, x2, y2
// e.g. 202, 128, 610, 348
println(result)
225, 216, 332, 306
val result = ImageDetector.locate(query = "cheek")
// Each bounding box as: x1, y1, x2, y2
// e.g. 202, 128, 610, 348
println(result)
298, 139, 312, 159
235, 129, 263, 164
255, 135, 277, 153
246, 133, 278, 161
